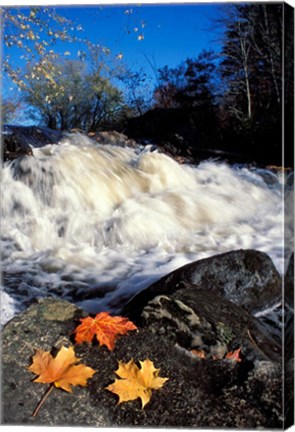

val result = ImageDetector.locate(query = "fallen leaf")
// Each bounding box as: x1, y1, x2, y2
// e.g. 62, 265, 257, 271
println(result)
106, 359, 168, 408
225, 347, 242, 362
191, 349, 206, 359
28, 346, 96, 392
74, 312, 137, 350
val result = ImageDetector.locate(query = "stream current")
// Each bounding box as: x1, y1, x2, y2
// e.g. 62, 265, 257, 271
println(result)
1, 134, 293, 326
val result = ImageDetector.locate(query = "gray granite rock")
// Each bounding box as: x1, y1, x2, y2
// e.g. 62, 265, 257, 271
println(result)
139, 286, 281, 362
123, 249, 282, 319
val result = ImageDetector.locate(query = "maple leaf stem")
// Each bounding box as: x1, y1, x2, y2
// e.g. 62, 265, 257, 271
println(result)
31, 383, 55, 417
247, 328, 261, 352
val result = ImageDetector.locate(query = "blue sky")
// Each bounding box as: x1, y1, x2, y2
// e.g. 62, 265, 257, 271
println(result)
3, 3, 225, 124
55, 4, 224, 72
4, 3, 224, 85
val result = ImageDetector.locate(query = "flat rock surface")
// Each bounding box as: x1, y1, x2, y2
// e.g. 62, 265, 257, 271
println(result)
2, 296, 283, 428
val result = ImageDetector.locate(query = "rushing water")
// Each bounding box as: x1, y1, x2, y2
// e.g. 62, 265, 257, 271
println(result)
1, 134, 292, 324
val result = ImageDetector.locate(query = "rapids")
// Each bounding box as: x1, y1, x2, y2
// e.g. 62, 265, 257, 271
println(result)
1, 134, 292, 323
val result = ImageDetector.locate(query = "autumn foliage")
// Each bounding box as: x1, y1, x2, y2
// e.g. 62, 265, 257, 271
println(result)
27, 305, 245, 417
106, 359, 168, 408
74, 312, 137, 350
225, 348, 242, 362
191, 347, 242, 362
28, 346, 96, 392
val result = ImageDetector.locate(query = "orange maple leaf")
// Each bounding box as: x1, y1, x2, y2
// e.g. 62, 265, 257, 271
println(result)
225, 347, 242, 362
28, 345, 96, 392
106, 359, 168, 408
74, 312, 137, 351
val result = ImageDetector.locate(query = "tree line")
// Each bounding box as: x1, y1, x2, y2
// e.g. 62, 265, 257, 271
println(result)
151, 3, 293, 163
3, 4, 293, 164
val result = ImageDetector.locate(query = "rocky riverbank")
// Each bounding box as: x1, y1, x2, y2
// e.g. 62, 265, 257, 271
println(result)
3, 124, 290, 167
2, 249, 293, 428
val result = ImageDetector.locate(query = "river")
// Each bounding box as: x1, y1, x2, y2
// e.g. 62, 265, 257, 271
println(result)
1, 133, 292, 324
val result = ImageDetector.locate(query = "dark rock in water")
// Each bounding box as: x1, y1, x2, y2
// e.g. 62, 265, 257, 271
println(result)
126, 108, 199, 162
3, 129, 33, 161
87, 130, 138, 148
2, 126, 140, 163
2, 297, 283, 428
125, 107, 282, 165
123, 249, 282, 319
2, 125, 62, 161
139, 286, 281, 363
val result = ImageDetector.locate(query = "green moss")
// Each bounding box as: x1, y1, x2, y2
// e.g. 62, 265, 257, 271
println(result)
216, 322, 235, 345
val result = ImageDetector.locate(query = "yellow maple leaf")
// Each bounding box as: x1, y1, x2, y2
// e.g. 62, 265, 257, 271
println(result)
106, 359, 168, 408
28, 346, 96, 392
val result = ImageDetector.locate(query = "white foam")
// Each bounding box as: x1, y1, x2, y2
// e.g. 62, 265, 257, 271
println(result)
1, 288, 19, 326
1, 134, 287, 317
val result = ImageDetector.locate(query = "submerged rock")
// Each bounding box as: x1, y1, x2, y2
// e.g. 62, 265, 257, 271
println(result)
2, 294, 284, 428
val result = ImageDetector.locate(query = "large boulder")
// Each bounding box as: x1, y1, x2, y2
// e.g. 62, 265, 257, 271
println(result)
2, 295, 284, 428
123, 249, 282, 320
139, 286, 281, 362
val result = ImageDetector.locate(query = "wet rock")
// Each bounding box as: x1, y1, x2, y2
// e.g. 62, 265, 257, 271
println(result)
3, 133, 33, 161
125, 107, 271, 165
2, 297, 283, 428
2, 125, 62, 161
126, 108, 198, 161
139, 286, 281, 362
87, 130, 138, 148
123, 249, 282, 319
1, 298, 109, 427
2, 126, 140, 163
